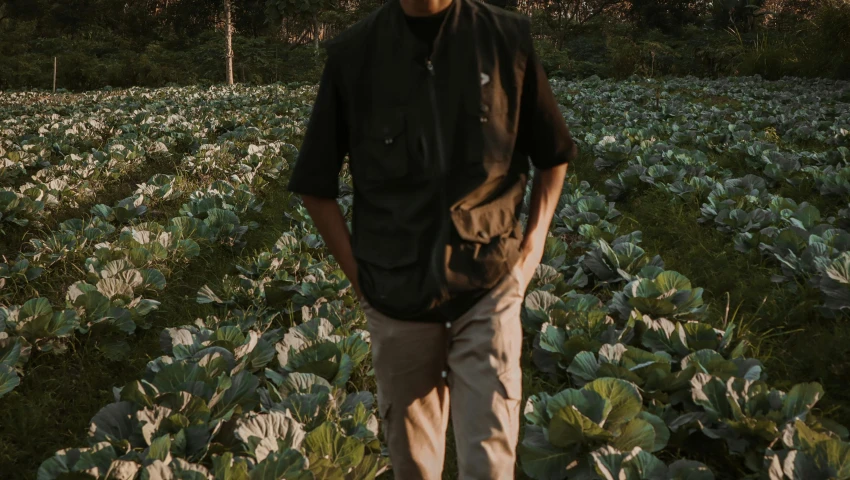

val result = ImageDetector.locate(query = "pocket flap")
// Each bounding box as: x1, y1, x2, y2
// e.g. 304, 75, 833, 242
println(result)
450, 180, 524, 243
451, 202, 517, 243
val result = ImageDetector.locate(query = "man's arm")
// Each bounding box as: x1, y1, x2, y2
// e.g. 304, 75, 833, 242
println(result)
518, 164, 568, 286
286, 56, 360, 295
515, 41, 579, 288
301, 195, 362, 298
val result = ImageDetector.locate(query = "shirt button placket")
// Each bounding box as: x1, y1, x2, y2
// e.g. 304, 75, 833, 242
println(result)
442, 320, 453, 383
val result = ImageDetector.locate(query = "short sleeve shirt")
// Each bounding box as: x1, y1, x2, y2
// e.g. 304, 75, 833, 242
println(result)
287, 35, 577, 198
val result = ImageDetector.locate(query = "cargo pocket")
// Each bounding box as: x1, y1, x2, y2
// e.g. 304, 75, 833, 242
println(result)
451, 199, 518, 244
497, 368, 523, 443
449, 180, 525, 286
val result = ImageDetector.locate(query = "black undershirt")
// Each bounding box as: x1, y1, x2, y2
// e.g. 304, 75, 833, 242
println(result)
404, 7, 449, 55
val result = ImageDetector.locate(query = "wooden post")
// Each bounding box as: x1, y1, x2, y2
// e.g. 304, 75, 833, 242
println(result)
224, 0, 234, 85
53, 57, 57, 93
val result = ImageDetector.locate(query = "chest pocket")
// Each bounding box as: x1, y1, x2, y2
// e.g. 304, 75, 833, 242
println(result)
354, 108, 410, 186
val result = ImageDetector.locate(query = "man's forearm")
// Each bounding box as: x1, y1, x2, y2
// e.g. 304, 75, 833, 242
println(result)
520, 164, 568, 279
301, 195, 361, 297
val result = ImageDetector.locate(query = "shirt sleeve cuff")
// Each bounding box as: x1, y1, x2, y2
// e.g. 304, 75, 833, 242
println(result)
532, 141, 579, 170
286, 179, 340, 199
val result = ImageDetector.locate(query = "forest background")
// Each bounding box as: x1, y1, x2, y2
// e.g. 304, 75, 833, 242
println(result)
0, 0, 848, 92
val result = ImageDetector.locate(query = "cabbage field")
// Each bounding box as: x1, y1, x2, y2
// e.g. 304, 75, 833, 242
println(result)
0, 76, 849, 479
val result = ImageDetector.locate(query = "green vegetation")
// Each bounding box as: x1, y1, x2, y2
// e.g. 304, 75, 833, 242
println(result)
2, 73, 849, 479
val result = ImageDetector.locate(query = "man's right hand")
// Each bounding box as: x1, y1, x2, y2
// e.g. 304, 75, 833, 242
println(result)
300, 194, 362, 301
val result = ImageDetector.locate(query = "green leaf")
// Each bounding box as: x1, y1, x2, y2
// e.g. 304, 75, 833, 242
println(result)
546, 389, 610, 426
518, 425, 577, 480
549, 404, 612, 448
637, 411, 670, 452
21, 297, 52, 318
96, 278, 134, 299
524, 393, 552, 427
590, 446, 626, 480
583, 378, 643, 429
690, 373, 732, 420
286, 342, 341, 380
654, 270, 692, 293
147, 435, 172, 462
305, 457, 344, 479
630, 297, 677, 316
214, 326, 246, 348
304, 421, 365, 471
197, 285, 225, 305
89, 401, 142, 446
781, 383, 824, 421
233, 411, 305, 463
680, 323, 719, 351
0, 364, 20, 398
567, 351, 600, 385
347, 453, 388, 480
640, 317, 682, 354
212, 370, 260, 418
336, 334, 370, 366
623, 447, 668, 478
140, 269, 167, 290
331, 353, 354, 387
212, 453, 250, 480
611, 418, 656, 451
249, 449, 311, 480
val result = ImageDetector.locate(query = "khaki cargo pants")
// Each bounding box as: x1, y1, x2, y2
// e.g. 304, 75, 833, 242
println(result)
362, 270, 525, 480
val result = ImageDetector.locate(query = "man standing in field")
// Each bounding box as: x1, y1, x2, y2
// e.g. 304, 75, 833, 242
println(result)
287, 0, 578, 477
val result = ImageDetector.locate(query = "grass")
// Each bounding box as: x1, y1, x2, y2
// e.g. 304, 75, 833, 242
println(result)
0, 182, 295, 479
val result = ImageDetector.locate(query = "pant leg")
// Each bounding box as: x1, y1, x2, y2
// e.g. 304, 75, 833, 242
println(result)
363, 301, 451, 480
447, 273, 524, 480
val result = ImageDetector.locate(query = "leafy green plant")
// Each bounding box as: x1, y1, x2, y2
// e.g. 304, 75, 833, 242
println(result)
519, 378, 672, 479
609, 271, 706, 320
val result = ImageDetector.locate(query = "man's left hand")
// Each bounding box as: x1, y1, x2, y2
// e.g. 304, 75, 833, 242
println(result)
515, 241, 543, 294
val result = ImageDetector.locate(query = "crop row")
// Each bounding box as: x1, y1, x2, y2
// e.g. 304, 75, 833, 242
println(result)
0, 84, 314, 401
0, 85, 309, 232
16, 77, 850, 479
43, 167, 850, 479
36, 189, 388, 478
553, 76, 850, 317
515, 173, 850, 479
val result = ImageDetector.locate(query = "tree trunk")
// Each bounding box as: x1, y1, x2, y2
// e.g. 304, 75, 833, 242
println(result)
224, 0, 234, 85
312, 12, 320, 51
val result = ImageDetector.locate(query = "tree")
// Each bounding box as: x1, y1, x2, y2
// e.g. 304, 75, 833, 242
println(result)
266, 0, 331, 51
224, 0, 234, 84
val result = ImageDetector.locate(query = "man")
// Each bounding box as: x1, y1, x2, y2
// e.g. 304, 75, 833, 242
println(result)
287, 0, 577, 477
